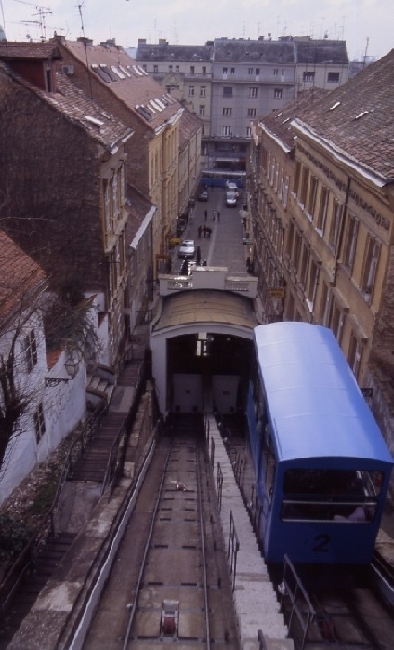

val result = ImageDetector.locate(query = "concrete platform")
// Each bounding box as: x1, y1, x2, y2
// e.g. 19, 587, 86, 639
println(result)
207, 415, 293, 650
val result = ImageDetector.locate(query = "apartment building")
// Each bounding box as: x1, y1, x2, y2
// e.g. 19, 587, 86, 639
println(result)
249, 48, 394, 401
0, 44, 135, 366
137, 36, 348, 172
53, 36, 184, 276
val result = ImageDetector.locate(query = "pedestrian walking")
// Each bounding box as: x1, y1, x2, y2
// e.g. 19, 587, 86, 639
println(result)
198, 225, 202, 238
204, 209, 208, 222
196, 245, 201, 265
217, 210, 220, 221
212, 210, 216, 221
203, 225, 207, 237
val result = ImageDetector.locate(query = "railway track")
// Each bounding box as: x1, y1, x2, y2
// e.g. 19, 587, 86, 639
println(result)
82, 416, 240, 649
278, 558, 394, 649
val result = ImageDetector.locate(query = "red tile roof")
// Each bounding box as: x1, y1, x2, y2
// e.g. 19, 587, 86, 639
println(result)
0, 41, 61, 60
291, 49, 394, 183
59, 39, 183, 131
0, 231, 47, 326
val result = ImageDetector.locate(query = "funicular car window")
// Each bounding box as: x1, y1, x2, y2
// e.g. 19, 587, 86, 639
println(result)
281, 469, 382, 522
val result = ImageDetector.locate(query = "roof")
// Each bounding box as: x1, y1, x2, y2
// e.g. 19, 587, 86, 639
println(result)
257, 88, 328, 152
213, 38, 295, 64
179, 108, 203, 150
0, 231, 47, 328
125, 185, 154, 248
137, 42, 213, 62
152, 289, 257, 332
0, 41, 61, 60
2, 61, 132, 149
58, 39, 183, 132
291, 48, 394, 183
254, 322, 393, 465
294, 38, 348, 65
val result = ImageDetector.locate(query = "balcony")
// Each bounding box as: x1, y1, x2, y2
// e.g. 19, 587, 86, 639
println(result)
158, 266, 257, 299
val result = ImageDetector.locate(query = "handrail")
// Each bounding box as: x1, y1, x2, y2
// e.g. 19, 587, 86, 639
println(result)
227, 510, 240, 591
0, 400, 106, 620
216, 461, 223, 512
279, 554, 316, 650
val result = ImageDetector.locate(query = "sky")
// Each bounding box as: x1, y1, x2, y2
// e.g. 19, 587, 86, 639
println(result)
0, 0, 393, 62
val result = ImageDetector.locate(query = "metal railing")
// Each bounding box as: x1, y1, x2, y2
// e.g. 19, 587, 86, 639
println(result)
216, 462, 223, 512
279, 554, 316, 650
227, 510, 240, 592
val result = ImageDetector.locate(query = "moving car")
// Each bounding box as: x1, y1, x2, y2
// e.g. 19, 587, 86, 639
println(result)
178, 239, 196, 259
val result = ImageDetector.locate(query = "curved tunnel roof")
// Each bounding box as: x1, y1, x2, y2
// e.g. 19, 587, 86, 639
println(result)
151, 289, 258, 334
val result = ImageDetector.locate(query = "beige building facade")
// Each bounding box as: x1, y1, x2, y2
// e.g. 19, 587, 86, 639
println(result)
249, 51, 394, 463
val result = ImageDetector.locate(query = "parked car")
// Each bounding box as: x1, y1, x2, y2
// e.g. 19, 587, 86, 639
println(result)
198, 189, 209, 201
178, 239, 196, 259
225, 191, 237, 207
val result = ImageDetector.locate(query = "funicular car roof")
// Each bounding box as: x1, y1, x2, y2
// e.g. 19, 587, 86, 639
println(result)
254, 322, 393, 466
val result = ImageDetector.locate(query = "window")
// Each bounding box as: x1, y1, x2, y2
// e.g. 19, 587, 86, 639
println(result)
256, 68, 260, 76
190, 65, 194, 74
303, 71, 315, 82
223, 107, 232, 116
168, 64, 173, 71
307, 176, 318, 218
299, 166, 309, 207
249, 86, 258, 98
199, 104, 205, 116
300, 243, 309, 287
200, 86, 206, 97
230, 67, 235, 74
328, 200, 342, 250
246, 126, 251, 137
223, 67, 228, 74
153, 64, 158, 74
248, 67, 253, 74
316, 186, 329, 232
33, 403, 46, 444
348, 331, 363, 378
273, 68, 278, 76
327, 72, 340, 83
188, 86, 195, 96
247, 108, 257, 117
112, 173, 118, 220
307, 258, 319, 305
274, 88, 283, 99
361, 236, 380, 298
24, 329, 37, 373
223, 87, 233, 97
222, 125, 232, 136
320, 281, 332, 326
176, 65, 179, 73
285, 220, 295, 259
142, 64, 147, 72
293, 229, 302, 271
202, 66, 206, 74
293, 161, 301, 197
330, 300, 346, 343
103, 180, 111, 232
343, 214, 359, 272
282, 174, 290, 207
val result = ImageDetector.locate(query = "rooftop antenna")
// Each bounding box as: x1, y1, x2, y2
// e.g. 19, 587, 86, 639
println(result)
13, 0, 52, 41
363, 36, 369, 67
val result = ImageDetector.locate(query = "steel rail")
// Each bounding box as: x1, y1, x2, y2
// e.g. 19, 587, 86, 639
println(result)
122, 438, 174, 649
196, 440, 211, 650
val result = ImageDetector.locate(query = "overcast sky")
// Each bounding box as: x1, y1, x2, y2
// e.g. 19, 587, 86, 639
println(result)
1, 0, 392, 62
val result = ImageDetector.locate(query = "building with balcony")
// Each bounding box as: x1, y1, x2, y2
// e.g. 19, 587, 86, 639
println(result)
137, 36, 349, 174
248, 49, 394, 458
